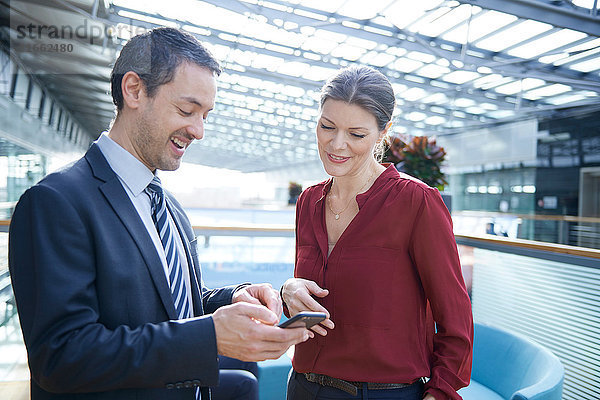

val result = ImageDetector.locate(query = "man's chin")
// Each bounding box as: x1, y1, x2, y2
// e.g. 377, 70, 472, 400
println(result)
156, 159, 182, 172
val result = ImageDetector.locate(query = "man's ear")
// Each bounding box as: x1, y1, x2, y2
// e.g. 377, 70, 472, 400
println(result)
121, 71, 146, 111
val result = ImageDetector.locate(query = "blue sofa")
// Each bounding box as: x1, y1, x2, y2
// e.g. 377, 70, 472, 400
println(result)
257, 323, 564, 400
459, 323, 564, 400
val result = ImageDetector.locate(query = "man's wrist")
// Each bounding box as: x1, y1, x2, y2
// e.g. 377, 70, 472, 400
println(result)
231, 283, 252, 302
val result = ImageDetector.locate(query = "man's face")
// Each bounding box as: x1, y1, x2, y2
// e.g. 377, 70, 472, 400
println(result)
132, 62, 217, 172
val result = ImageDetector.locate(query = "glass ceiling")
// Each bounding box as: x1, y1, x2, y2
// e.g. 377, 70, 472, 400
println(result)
7, 0, 599, 171
105, 0, 600, 171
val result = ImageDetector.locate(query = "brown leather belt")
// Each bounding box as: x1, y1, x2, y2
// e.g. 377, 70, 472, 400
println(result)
303, 372, 421, 396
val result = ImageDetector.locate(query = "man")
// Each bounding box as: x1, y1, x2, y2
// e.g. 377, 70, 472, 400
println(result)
8, 27, 310, 400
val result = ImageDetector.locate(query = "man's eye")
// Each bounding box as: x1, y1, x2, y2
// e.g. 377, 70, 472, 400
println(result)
351, 133, 366, 138
179, 108, 192, 116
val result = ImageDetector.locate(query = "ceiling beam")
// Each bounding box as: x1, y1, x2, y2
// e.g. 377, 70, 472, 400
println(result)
457, 0, 600, 36
201, 0, 600, 86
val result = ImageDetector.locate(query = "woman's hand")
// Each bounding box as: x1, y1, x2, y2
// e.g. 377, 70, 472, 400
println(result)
281, 278, 334, 336
423, 394, 436, 400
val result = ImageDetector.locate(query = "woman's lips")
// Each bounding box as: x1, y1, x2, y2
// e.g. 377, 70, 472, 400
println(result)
327, 153, 350, 163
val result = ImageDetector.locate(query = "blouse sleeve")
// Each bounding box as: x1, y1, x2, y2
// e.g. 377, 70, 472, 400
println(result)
409, 187, 473, 400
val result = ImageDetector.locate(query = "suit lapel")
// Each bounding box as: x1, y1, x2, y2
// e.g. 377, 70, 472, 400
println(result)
86, 145, 178, 319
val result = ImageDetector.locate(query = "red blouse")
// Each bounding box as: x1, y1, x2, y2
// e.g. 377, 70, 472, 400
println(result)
292, 164, 473, 400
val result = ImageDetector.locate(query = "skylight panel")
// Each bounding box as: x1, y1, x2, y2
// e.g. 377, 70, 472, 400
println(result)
297, 0, 346, 13
508, 29, 587, 59
406, 112, 427, 122
407, 6, 453, 34
442, 70, 480, 84
337, 0, 397, 19
330, 44, 365, 61
269, 30, 305, 48
552, 41, 600, 66
345, 37, 378, 50
425, 116, 446, 125
304, 65, 337, 81
476, 20, 553, 53
385, 0, 446, 29
417, 64, 451, 79
391, 58, 424, 73
386, 47, 409, 57
371, 16, 395, 28
454, 98, 476, 108
421, 93, 449, 104
277, 61, 309, 77
525, 84, 571, 97
443, 10, 518, 44
480, 103, 498, 111
546, 93, 588, 105
444, 120, 463, 128
561, 37, 600, 54
487, 110, 515, 119
368, 53, 396, 67
419, 4, 480, 37
392, 83, 409, 95
400, 88, 429, 102
465, 106, 486, 114
314, 29, 347, 43
251, 54, 285, 71
570, 57, 600, 72
406, 51, 437, 63
301, 37, 339, 54
472, 74, 507, 89
572, 0, 596, 7
538, 53, 570, 64
494, 78, 545, 95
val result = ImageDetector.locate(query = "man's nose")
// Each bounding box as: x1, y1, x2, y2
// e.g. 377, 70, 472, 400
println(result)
187, 117, 204, 140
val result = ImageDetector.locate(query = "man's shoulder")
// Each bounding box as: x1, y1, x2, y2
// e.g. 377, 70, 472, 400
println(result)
37, 155, 92, 190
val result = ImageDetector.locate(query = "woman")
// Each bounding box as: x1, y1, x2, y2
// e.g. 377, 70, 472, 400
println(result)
281, 66, 473, 400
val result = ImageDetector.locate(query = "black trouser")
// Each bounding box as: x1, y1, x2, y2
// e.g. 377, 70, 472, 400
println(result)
210, 356, 258, 400
286, 370, 425, 400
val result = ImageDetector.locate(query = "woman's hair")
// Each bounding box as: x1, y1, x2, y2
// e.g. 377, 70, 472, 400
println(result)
320, 65, 396, 160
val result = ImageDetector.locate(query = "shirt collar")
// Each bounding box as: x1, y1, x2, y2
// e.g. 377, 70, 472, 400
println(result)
318, 163, 398, 208
95, 133, 155, 196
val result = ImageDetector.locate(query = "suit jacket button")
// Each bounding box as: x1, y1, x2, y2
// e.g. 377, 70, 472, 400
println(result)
175, 382, 184, 389
166, 383, 175, 389
184, 381, 192, 388
192, 380, 201, 387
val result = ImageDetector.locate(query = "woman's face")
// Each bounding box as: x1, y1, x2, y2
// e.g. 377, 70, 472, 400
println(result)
316, 99, 386, 178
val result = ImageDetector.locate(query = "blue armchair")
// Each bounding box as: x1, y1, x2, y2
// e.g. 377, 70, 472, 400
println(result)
459, 323, 564, 400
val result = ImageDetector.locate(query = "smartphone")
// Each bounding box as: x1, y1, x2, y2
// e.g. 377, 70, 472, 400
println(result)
278, 311, 327, 329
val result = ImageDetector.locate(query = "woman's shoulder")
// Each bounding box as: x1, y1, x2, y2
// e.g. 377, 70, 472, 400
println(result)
387, 170, 436, 197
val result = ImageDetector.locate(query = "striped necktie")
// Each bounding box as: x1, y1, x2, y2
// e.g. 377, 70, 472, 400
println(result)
145, 176, 191, 320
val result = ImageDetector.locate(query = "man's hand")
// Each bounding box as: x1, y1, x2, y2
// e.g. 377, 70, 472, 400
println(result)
281, 278, 334, 336
423, 394, 436, 400
232, 283, 283, 319
212, 302, 311, 362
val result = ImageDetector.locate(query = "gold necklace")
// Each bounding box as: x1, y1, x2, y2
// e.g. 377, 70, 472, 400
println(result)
327, 171, 377, 220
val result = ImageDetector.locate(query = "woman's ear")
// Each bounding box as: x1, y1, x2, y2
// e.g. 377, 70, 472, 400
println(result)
378, 121, 393, 143
121, 71, 146, 111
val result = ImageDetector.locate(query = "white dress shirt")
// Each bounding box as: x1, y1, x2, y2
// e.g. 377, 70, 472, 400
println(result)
96, 133, 194, 316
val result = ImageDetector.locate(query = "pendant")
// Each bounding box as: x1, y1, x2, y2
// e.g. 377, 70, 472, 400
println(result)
335, 214, 340, 220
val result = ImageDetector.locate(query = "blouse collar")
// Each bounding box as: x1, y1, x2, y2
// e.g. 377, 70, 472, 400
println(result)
317, 163, 399, 209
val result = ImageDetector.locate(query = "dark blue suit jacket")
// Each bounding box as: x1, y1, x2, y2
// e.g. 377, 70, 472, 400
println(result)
9, 143, 239, 399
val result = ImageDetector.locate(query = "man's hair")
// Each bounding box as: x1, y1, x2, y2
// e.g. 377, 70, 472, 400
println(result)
110, 27, 221, 111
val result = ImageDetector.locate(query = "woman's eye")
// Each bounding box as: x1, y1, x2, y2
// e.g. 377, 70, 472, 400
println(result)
320, 123, 334, 130
351, 133, 366, 138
